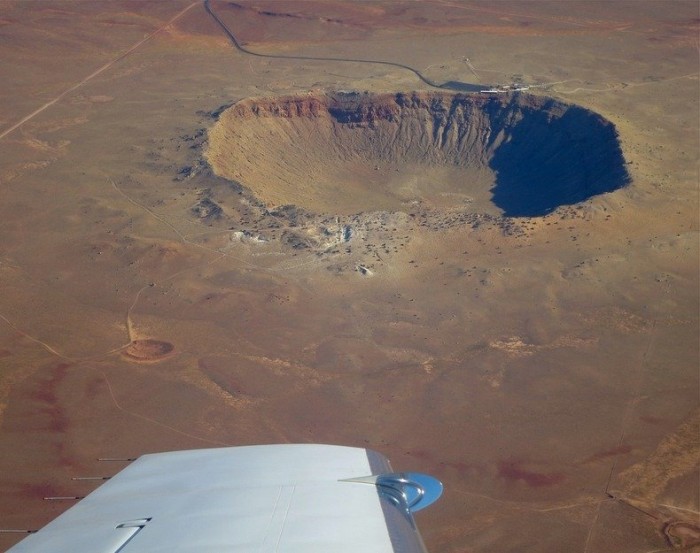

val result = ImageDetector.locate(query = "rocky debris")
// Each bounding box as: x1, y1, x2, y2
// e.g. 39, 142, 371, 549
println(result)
281, 230, 310, 250
266, 204, 311, 227
179, 128, 207, 147
175, 165, 195, 180
197, 103, 234, 120
231, 230, 267, 243
191, 197, 222, 220
173, 159, 211, 181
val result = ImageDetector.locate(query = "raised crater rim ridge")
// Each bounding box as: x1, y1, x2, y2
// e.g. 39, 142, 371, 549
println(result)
206, 91, 630, 217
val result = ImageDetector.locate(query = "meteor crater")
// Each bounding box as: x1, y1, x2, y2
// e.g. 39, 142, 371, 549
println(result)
206, 91, 629, 217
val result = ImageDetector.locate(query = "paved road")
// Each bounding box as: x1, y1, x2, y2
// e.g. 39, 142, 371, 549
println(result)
204, 0, 479, 92
0, 0, 482, 143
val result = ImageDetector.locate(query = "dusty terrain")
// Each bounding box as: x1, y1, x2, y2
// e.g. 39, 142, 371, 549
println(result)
0, 1, 698, 552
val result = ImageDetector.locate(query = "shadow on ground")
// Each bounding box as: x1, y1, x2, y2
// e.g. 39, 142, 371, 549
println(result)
489, 99, 630, 216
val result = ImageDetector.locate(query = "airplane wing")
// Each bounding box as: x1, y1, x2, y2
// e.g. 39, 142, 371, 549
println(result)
7, 444, 442, 552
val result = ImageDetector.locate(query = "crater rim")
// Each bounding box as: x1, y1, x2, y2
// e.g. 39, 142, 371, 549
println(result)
205, 90, 630, 218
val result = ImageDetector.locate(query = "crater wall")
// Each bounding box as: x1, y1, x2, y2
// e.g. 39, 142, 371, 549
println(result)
206, 91, 630, 216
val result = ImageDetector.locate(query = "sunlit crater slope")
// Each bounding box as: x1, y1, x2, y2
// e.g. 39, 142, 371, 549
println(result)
207, 91, 630, 217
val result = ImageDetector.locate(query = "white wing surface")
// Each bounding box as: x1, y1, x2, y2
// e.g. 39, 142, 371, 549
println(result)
8, 444, 441, 553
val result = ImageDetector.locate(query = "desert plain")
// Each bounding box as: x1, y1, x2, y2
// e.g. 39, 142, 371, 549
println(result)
0, 1, 698, 552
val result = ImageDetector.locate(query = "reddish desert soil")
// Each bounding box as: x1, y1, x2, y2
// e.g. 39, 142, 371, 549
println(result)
0, 2, 697, 552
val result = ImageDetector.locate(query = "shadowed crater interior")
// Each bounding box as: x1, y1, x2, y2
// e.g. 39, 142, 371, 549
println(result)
206, 91, 629, 217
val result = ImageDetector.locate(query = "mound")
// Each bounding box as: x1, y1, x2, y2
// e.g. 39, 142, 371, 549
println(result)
206, 91, 629, 217
123, 339, 174, 362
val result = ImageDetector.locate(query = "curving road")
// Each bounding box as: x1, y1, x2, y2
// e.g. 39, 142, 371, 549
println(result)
204, 0, 470, 91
